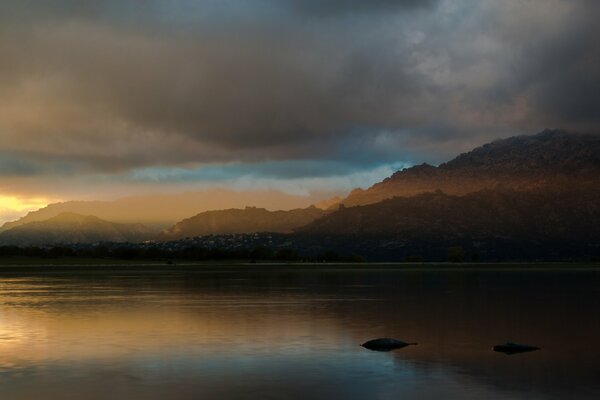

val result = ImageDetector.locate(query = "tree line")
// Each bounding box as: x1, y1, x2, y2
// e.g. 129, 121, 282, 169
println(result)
0, 244, 365, 263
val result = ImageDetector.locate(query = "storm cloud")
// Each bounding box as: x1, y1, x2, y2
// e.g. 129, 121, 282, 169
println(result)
0, 0, 599, 195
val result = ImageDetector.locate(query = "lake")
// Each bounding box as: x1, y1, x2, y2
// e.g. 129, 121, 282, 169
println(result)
0, 265, 599, 399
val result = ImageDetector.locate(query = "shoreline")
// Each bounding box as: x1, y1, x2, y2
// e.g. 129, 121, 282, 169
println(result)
0, 258, 598, 271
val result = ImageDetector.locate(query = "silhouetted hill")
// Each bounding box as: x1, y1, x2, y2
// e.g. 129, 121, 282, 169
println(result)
298, 185, 600, 260
341, 129, 600, 207
0, 213, 155, 246
0, 189, 328, 231
160, 206, 326, 240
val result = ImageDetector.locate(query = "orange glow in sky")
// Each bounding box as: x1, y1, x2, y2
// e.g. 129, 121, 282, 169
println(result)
0, 195, 48, 212
0, 195, 50, 224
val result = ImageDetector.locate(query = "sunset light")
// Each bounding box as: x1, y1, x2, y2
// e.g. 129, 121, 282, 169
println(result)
0, 195, 48, 212
0, 0, 598, 398
0, 195, 50, 224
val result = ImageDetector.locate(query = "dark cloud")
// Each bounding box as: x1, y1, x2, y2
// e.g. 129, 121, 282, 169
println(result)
287, 0, 437, 17
519, 3, 600, 131
0, 0, 598, 189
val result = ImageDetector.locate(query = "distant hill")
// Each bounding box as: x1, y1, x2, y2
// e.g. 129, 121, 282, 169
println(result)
160, 206, 326, 240
0, 213, 155, 246
341, 129, 600, 207
1, 189, 328, 231
298, 186, 600, 260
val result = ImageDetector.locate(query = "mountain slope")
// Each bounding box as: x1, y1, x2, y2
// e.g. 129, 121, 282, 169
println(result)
160, 206, 326, 240
341, 129, 600, 207
298, 185, 600, 260
0, 213, 155, 246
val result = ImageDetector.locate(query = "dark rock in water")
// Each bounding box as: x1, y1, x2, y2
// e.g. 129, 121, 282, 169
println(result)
493, 342, 540, 355
361, 338, 417, 352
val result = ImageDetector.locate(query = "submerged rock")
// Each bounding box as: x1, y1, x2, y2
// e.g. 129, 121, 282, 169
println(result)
361, 338, 417, 352
493, 342, 540, 354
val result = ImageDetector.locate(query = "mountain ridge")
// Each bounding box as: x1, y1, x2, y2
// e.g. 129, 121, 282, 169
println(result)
1, 129, 597, 256
160, 206, 326, 241
341, 129, 600, 207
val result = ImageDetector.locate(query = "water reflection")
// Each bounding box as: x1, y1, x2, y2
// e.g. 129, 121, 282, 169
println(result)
0, 266, 599, 399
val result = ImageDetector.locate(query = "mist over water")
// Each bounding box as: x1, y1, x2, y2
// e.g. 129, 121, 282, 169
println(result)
0, 266, 599, 399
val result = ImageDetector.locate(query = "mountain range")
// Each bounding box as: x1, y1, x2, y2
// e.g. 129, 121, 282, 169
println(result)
0, 129, 598, 260
340, 129, 600, 207
0, 188, 328, 231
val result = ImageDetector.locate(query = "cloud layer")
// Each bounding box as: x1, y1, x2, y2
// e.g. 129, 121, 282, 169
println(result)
0, 0, 599, 199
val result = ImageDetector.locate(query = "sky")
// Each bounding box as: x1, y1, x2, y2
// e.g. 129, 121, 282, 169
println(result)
0, 0, 599, 220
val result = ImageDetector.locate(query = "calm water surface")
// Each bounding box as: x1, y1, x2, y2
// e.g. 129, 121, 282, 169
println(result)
0, 265, 599, 399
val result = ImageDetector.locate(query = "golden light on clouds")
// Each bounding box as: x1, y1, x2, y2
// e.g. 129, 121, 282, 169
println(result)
0, 195, 49, 212
0, 195, 50, 225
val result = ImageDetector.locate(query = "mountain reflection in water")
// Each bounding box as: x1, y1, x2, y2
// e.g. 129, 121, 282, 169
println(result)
0, 265, 599, 399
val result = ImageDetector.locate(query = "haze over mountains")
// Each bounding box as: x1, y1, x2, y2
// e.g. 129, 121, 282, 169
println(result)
0, 213, 154, 246
0, 130, 598, 260
160, 207, 325, 240
0, 189, 327, 231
